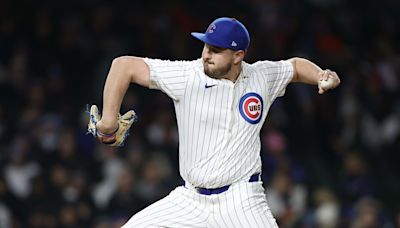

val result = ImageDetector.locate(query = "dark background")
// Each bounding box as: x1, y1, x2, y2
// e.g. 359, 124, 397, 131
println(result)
0, 0, 399, 227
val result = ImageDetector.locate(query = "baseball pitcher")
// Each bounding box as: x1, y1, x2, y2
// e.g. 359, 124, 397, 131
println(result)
88, 17, 340, 227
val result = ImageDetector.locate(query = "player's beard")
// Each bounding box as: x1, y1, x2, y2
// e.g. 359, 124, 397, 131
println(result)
203, 61, 232, 79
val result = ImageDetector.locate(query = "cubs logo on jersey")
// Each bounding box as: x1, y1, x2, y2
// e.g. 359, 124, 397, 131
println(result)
239, 92, 263, 124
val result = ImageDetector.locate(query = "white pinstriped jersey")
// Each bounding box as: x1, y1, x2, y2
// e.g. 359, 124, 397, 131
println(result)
144, 58, 293, 188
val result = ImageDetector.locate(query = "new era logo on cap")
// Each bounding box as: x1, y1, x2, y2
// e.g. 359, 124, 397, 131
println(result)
191, 17, 250, 51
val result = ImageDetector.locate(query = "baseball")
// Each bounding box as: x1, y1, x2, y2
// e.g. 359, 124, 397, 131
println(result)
319, 76, 336, 90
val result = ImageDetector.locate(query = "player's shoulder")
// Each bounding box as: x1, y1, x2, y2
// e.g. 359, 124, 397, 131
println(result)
143, 57, 199, 68
248, 59, 289, 68
247, 59, 292, 73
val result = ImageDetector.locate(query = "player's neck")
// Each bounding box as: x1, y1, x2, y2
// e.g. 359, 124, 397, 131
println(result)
225, 63, 242, 83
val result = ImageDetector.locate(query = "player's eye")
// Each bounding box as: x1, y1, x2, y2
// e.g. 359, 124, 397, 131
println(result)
210, 47, 224, 53
206, 44, 225, 53
210, 48, 220, 53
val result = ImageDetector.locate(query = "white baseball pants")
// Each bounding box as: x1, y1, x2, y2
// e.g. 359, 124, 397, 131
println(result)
121, 181, 278, 228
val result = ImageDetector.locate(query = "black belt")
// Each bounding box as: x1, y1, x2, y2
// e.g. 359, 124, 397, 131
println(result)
194, 173, 260, 195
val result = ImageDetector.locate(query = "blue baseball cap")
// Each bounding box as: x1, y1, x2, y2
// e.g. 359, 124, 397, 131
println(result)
191, 17, 250, 51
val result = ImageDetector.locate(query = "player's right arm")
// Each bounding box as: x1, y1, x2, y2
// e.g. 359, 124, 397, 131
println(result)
289, 57, 340, 94
96, 56, 150, 134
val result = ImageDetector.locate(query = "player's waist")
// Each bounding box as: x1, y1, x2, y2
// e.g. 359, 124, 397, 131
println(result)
184, 173, 260, 195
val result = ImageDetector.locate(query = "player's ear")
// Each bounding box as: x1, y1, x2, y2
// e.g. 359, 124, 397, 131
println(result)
233, 50, 245, 65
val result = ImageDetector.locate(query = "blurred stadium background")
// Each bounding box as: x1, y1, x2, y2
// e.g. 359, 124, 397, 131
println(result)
0, 0, 399, 227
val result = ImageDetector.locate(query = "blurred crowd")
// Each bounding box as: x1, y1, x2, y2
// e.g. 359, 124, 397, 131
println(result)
0, 0, 399, 227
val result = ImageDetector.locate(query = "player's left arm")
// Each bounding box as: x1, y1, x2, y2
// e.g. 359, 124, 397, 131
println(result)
289, 57, 341, 94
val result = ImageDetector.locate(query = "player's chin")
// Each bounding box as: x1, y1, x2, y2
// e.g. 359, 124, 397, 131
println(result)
204, 67, 212, 75
204, 69, 218, 78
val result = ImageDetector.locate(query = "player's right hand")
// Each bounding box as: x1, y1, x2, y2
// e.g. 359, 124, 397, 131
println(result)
318, 69, 340, 94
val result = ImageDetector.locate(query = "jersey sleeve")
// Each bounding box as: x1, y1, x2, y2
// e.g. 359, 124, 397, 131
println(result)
254, 60, 293, 98
143, 58, 191, 101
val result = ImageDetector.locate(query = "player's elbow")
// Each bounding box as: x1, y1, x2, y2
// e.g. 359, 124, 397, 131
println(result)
112, 56, 138, 68
112, 56, 150, 87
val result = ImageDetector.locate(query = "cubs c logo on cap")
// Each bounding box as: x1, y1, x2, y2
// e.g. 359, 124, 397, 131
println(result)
207, 24, 216, 34
239, 92, 263, 124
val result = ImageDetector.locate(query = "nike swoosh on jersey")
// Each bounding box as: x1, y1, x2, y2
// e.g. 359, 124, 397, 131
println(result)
205, 84, 216, 88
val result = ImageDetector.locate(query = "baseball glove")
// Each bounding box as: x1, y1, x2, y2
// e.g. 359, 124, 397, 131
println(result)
87, 105, 137, 147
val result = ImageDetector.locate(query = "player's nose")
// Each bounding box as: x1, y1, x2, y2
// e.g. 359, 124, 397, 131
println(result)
203, 52, 210, 60
202, 46, 212, 59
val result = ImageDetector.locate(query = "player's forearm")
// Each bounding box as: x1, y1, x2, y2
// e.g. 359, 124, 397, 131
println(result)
100, 57, 133, 131
289, 57, 323, 84
99, 56, 150, 133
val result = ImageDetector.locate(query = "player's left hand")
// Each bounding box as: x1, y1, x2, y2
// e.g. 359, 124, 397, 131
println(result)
87, 105, 138, 147
318, 69, 340, 94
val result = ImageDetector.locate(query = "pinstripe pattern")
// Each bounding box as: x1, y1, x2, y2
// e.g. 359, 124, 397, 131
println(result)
122, 187, 209, 228
124, 58, 293, 227
122, 182, 278, 228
